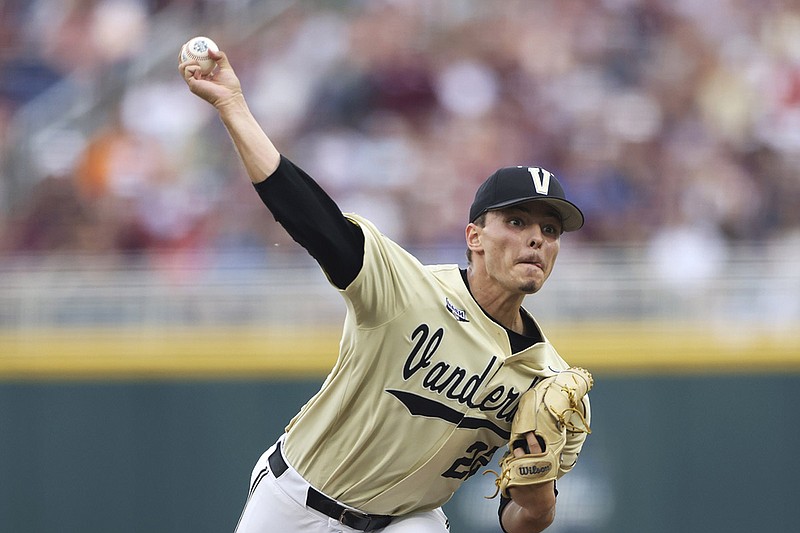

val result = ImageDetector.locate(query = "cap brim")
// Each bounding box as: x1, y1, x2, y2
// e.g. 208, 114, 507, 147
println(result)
482, 197, 585, 232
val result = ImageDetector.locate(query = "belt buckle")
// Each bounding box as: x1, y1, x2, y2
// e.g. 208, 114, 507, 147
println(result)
339, 508, 367, 530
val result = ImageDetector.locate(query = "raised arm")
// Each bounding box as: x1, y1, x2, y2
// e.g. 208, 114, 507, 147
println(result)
179, 46, 364, 288
179, 49, 280, 183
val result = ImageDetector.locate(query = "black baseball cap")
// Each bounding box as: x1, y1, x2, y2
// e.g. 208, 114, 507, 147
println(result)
469, 166, 584, 232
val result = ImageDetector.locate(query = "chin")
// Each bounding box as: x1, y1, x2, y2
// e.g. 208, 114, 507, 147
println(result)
519, 281, 542, 294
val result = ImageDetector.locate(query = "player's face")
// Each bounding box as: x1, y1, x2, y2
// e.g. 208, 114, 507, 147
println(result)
471, 202, 562, 294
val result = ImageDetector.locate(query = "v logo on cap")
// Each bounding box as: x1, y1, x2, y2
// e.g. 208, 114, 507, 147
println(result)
527, 167, 552, 195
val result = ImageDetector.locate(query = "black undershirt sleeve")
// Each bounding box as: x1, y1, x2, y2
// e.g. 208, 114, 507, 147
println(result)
253, 156, 365, 289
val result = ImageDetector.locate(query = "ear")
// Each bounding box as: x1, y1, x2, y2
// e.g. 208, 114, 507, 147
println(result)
465, 223, 483, 255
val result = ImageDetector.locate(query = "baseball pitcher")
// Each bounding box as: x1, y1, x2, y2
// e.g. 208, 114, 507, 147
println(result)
180, 46, 591, 533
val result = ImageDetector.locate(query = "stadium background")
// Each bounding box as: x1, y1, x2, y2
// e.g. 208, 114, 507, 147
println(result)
1, 1, 799, 532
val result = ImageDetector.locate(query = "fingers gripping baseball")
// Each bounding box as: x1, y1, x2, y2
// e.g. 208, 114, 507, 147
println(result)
485, 367, 593, 499
178, 39, 243, 107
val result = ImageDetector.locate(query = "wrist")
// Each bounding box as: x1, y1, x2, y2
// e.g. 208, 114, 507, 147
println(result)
215, 92, 248, 116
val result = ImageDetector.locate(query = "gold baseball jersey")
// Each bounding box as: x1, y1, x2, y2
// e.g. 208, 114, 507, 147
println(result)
282, 214, 590, 516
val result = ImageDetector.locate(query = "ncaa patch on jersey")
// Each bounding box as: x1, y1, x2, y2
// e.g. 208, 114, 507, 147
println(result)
445, 298, 469, 322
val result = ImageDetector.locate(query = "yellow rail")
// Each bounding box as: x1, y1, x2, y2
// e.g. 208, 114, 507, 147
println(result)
1, 322, 798, 380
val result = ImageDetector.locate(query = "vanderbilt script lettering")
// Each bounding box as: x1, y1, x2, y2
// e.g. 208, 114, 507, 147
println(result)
402, 323, 521, 423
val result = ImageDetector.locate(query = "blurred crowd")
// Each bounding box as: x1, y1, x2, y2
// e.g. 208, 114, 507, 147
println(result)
2, 0, 800, 261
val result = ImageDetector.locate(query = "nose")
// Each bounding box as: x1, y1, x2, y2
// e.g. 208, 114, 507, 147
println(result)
528, 225, 544, 248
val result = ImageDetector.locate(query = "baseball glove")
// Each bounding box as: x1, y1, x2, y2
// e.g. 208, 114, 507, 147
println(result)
486, 367, 593, 499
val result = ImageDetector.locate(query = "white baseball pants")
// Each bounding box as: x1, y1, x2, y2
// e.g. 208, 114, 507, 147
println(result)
233, 438, 450, 533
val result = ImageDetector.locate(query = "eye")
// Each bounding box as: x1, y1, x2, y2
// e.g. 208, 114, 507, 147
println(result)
542, 223, 561, 236
507, 217, 523, 227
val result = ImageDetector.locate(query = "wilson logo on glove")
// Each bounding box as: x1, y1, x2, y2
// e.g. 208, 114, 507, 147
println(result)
518, 463, 552, 477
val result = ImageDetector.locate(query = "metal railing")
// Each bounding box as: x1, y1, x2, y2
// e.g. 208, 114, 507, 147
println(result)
2, 241, 798, 330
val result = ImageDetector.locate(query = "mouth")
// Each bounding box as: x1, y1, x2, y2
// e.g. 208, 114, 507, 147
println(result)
517, 258, 545, 271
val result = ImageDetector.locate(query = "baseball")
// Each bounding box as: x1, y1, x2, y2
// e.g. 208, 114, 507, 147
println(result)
180, 36, 219, 75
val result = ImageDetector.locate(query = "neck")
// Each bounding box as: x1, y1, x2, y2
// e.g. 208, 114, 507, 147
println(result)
465, 266, 527, 334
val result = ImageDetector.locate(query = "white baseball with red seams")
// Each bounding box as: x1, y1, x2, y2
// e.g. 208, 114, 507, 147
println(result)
180, 36, 218, 75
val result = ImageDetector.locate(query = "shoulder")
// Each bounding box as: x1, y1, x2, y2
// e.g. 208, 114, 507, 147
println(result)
344, 213, 425, 272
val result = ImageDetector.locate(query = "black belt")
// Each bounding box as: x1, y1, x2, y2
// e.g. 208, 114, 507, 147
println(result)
268, 443, 393, 532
